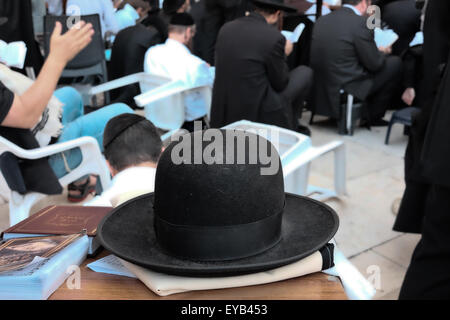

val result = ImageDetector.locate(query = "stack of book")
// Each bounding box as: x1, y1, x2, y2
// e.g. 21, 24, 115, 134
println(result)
0, 205, 112, 300
0, 233, 89, 300
2, 205, 112, 256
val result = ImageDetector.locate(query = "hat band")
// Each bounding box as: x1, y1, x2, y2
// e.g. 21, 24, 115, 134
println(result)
154, 209, 283, 262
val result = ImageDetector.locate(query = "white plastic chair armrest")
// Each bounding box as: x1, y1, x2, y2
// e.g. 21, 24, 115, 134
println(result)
89, 73, 147, 95
134, 80, 202, 107
0, 136, 100, 160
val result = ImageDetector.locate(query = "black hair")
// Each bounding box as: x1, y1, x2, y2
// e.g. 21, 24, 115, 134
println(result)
103, 114, 163, 172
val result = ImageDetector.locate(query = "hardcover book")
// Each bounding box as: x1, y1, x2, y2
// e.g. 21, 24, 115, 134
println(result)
2, 205, 112, 256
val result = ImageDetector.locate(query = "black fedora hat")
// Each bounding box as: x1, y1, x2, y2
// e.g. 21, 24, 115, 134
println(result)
252, 0, 297, 13
98, 130, 339, 276
0, 17, 8, 27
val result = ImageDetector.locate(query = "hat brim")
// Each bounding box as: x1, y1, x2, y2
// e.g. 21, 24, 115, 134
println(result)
97, 193, 339, 277
253, 0, 298, 13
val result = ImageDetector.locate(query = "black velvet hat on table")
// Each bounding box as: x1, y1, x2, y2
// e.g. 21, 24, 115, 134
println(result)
98, 130, 339, 276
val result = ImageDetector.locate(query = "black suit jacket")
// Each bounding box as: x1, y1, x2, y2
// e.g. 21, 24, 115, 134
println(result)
192, 0, 242, 65
109, 24, 161, 108
395, 0, 450, 233
210, 12, 290, 128
310, 7, 385, 118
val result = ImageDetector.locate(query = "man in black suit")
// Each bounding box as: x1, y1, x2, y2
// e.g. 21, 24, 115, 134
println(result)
373, 0, 421, 56
109, 24, 162, 109
191, 0, 242, 65
310, 0, 402, 126
210, 0, 313, 134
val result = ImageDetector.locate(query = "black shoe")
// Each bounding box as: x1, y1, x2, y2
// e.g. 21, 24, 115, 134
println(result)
296, 124, 311, 136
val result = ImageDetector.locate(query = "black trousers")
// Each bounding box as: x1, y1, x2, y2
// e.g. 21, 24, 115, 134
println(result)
365, 56, 403, 121
260, 65, 313, 130
399, 184, 450, 299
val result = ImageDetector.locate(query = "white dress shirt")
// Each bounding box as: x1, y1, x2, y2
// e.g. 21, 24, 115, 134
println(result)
115, 3, 139, 31
87, 166, 157, 208
67, 0, 120, 37
144, 38, 213, 122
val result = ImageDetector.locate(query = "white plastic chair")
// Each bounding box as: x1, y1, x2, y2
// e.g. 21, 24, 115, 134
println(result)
0, 136, 112, 226
223, 120, 346, 201
323, 243, 376, 300
90, 72, 212, 131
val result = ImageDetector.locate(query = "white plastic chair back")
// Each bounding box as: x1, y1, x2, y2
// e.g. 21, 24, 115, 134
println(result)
198, 86, 212, 121
90, 72, 213, 131
139, 75, 186, 131
0, 135, 111, 226
222, 120, 311, 169
223, 120, 346, 200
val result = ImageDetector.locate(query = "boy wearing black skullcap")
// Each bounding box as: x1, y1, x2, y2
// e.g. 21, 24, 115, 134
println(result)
87, 114, 163, 207
144, 12, 213, 132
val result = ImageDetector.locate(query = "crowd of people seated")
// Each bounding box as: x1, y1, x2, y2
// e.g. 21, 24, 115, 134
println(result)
1, 0, 450, 299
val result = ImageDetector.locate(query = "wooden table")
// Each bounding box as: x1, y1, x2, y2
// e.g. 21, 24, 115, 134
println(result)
50, 251, 347, 300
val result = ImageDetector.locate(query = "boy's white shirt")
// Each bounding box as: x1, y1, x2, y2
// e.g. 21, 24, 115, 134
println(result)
86, 166, 157, 208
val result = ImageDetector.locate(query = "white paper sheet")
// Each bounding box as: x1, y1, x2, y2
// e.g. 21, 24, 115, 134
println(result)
87, 255, 137, 278
281, 23, 306, 43
374, 28, 399, 48
409, 31, 424, 47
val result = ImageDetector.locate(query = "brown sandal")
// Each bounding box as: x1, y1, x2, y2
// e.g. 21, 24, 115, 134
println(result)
68, 176, 97, 203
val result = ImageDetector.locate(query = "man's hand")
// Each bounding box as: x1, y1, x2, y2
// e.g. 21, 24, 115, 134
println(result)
285, 39, 294, 57
402, 87, 416, 106
378, 45, 392, 55
2, 21, 94, 129
49, 21, 94, 66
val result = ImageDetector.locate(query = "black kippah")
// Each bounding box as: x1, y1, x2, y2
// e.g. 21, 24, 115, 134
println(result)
103, 114, 146, 150
163, 0, 186, 15
170, 12, 195, 26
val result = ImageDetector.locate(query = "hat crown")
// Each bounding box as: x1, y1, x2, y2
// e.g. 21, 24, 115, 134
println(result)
153, 130, 285, 227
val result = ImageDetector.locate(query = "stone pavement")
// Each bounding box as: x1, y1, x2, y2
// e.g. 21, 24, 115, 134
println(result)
305, 111, 419, 300
0, 111, 419, 300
